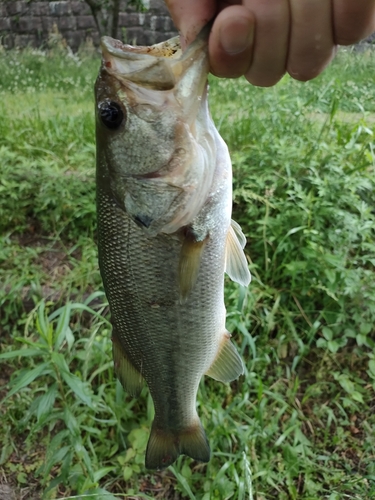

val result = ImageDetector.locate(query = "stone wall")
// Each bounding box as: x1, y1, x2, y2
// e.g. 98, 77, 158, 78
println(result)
0, 0, 178, 51
1, 1, 374, 52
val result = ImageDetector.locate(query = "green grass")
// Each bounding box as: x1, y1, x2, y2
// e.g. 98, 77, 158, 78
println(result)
0, 44, 375, 499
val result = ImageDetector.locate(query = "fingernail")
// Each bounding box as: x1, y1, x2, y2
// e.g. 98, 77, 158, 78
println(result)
220, 19, 254, 55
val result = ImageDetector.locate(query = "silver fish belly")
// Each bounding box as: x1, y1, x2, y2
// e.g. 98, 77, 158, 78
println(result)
95, 25, 251, 470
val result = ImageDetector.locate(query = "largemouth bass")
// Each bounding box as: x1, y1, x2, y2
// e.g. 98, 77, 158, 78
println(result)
95, 25, 251, 470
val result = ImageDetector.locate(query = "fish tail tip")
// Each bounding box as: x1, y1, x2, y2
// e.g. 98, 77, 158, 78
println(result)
145, 421, 210, 470
145, 427, 179, 470
179, 421, 210, 464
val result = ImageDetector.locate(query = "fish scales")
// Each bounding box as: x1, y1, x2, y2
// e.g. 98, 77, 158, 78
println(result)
97, 133, 230, 425
95, 24, 251, 470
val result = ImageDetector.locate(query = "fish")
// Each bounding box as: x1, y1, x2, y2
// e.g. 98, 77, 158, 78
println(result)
94, 24, 251, 470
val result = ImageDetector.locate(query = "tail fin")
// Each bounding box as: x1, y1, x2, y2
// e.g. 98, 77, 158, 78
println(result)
145, 420, 210, 470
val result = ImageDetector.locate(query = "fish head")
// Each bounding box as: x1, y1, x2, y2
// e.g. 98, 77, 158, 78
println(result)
95, 25, 218, 235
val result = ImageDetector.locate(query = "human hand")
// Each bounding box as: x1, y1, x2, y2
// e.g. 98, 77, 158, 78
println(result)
166, 0, 375, 86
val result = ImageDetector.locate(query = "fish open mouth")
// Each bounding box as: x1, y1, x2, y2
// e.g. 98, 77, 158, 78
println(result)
101, 36, 182, 60
100, 25, 210, 91
100, 36, 183, 90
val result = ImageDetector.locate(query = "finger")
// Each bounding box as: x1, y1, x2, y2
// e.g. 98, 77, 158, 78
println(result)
333, 0, 375, 45
165, 0, 217, 47
288, 0, 335, 82
209, 5, 255, 78
244, 0, 290, 87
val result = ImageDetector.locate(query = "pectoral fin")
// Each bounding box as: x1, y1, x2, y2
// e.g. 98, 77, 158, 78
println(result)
178, 229, 208, 301
225, 220, 251, 287
205, 332, 244, 383
112, 334, 144, 397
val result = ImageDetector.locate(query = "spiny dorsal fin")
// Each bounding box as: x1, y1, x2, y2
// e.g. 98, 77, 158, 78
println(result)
112, 334, 144, 397
178, 229, 208, 302
205, 332, 244, 383
225, 220, 251, 287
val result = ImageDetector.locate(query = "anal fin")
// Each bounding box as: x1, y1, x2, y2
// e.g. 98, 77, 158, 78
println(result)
205, 332, 244, 383
145, 419, 210, 470
112, 334, 144, 397
225, 219, 251, 287
178, 228, 208, 301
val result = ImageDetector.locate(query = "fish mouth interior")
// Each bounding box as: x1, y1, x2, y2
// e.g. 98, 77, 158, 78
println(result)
101, 36, 182, 60
102, 36, 182, 59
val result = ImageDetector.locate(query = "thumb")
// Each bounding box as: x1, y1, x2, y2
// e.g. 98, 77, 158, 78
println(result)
165, 0, 216, 46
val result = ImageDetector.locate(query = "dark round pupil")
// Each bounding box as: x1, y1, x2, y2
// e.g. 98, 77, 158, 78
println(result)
99, 101, 124, 129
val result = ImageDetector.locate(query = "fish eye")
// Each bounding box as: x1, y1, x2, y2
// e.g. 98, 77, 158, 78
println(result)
99, 101, 125, 129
